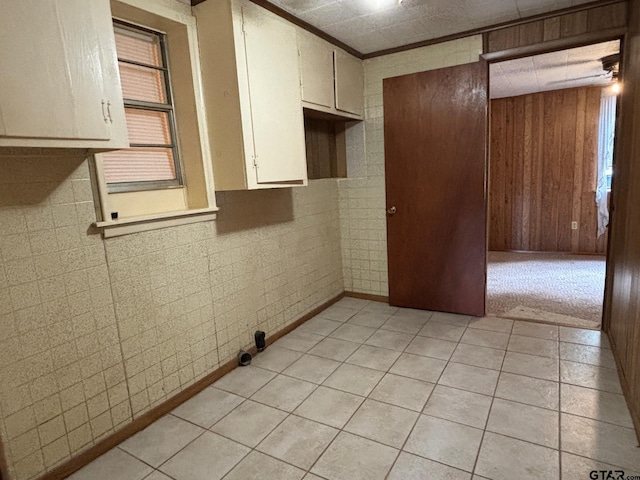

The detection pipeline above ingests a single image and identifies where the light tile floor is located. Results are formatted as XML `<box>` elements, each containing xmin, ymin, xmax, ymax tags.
<box><xmin>69</xmin><ymin>298</ymin><xmax>640</xmax><ymax>480</ymax></box>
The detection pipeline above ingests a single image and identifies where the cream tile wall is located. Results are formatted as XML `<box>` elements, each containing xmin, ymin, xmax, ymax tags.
<box><xmin>0</xmin><ymin>153</ymin><xmax>342</xmax><ymax>480</ymax></box>
<box><xmin>339</xmin><ymin>36</ymin><xmax>484</xmax><ymax>296</ymax></box>
<box><xmin>0</xmin><ymin>157</ymin><xmax>129</xmax><ymax>480</ymax></box>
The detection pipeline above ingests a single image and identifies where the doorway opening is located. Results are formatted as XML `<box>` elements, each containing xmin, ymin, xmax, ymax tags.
<box><xmin>486</xmin><ymin>40</ymin><xmax>621</xmax><ymax>330</ymax></box>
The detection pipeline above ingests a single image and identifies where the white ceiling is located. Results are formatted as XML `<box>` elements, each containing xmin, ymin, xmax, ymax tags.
<box><xmin>268</xmin><ymin>0</ymin><xmax>600</xmax><ymax>54</ymax></box>
<box><xmin>490</xmin><ymin>40</ymin><xmax>620</xmax><ymax>99</ymax></box>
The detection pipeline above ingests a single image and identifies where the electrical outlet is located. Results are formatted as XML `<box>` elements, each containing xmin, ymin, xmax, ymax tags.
<box><xmin>571</xmin><ymin>221</ymin><xmax>578</xmax><ymax>230</ymax></box>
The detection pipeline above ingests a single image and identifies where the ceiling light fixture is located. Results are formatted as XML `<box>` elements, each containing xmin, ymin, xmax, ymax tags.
<box><xmin>611</xmin><ymin>81</ymin><xmax>621</xmax><ymax>94</ymax></box>
<box><xmin>371</xmin><ymin>0</ymin><xmax>402</xmax><ymax>8</ymax></box>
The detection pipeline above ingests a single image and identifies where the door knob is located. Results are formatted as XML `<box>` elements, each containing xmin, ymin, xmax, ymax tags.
<box><xmin>387</xmin><ymin>206</ymin><xmax>397</xmax><ymax>215</ymax></box>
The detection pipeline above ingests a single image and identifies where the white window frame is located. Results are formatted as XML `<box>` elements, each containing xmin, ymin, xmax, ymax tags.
<box><xmin>93</xmin><ymin>0</ymin><xmax>217</xmax><ymax>238</ymax></box>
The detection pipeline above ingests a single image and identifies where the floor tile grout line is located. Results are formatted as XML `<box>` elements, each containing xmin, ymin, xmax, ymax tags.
<box><xmin>210</xmin><ymin>408</ymin><xmax>321</xmax><ymax>476</ymax></box>
<box><xmin>120</xmin><ymin>421</ymin><xmax>212</xmax><ymax>476</ymax></box>
<box><xmin>151</xmin><ymin>369</ymin><xmax>300</xmax><ymax>477</ymax></box>
<box><xmin>383</xmin><ymin>313</ymin><xmax>462</xmax><ymax>479</ymax></box>
<box><xmin>301</xmin><ymin>307</ymin><xmax>405</xmax><ymax>478</ymax></box>
<box><xmin>215</xmin><ymin>378</ymin><xmax>637</xmax><ymax>461</ymax></box>
<box><xmin>275</xmin><ymin>302</ymin><xmax>393</xmax><ymax>477</ymax></box>
<box><xmin>248</xmin><ymin>369</ymin><xmax>322</xmax><ymax>410</ymax></box>
<box><xmin>105</xmin><ymin>303</ymin><xmax>628</xmax><ymax>479</ymax></box>
<box><xmin>557</xmin><ymin>450</ymin><xmax>638</xmax><ymax>474</ymax></box>
<box><xmin>560</xmin><ymin>357</ymin><xmax>621</xmax><ymax>373</ymax></box>
<box><xmin>470</xmin><ymin>318</ymin><xmax>516</xmax><ymax>478</ymax></box>
<box><xmin>211</xmin><ymin>370</ymin><xmax>330</xmax><ymax>477</ymax></box>
<box><xmin>284</xmin><ymin>306</ymin><xmax>628</xmax><ymax>475</ymax></box>
<box><xmin>235</xmin><ymin>340</ymin><xmax>630</xmax><ymax>426</ymax></box>
<box><xmin>224</xmin><ymin>443</ymin><xmax>313</xmax><ymax>477</ymax></box>
<box><xmin>282</xmin><ymin>311</ymin><xmax>616</xmax><ymax>369</ymax></box>
<box><xmin>558</xmin><ymin>330</ymin><xmax>564</xmax><ymax>480</ymax></box>
<box><xmin>115</xmin><ymin>445</ymin><xmax>175</xmax><ymax>476</ymax></box>
<box><xmin>314</xmin><ymin>306</ymin><xmax>445</xmax><ymax>475</ymax></box>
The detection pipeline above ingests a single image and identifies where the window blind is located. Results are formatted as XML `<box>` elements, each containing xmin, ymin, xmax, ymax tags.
<box><xmin>103</xmin><ymin>23</ymin><xmax>180</xmax><ymax>189</ymax></box>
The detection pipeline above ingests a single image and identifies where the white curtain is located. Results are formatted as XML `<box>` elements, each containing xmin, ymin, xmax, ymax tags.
<box><xmin>596</xmin><ymin>89</ymin><xmax>616</xmax><ymax>237</ymax></box>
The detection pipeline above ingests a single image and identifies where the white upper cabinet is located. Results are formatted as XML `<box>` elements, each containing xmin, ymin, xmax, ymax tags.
<box><xmin>298</xmin><ymin>31</ymin><xmax>334</xmax><ymax>109</ymax></box>
<box><xmin>334</xmin><ymin>50</ymin><xmax>364</xmax><ymax>117</ymax></box>
<box><xmin>195</xmin><ymin>0</ymin><xmax>307</xmax><ymax>191</ymax></box>
<box><xmin>242</xmin><ymin>6</ymin><xmax>307</xmax><ymax>185</ymax></box>
<box><xmin>0</xmin><ymin>0</ymin><xmax>128</xmax><ymax>150</ymax></box>
<box><xmin>297</xmin><ymin>31</ymin><xmax>364</xmax><ymax>120</ymax></box>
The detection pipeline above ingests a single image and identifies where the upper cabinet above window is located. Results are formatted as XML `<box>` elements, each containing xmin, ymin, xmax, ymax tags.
<box><xmin>0</xmin><ymin>0</ymin><xmax>129</xmax><ymax>151</ymax></box>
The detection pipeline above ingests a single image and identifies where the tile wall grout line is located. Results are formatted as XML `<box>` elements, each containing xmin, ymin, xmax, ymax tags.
<box><xmin>101</xmin><ymin>238</ymin><xmax>137</xmax><ymax>445</ymax></box>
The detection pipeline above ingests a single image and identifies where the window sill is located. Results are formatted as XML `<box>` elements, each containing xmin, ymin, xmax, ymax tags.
<box><xmin>95</xmin><ymin>206</ymin><xmax>219</xmax><ymax>238</ymax></box>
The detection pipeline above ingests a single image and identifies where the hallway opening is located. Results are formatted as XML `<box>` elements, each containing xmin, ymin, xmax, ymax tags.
<box><xmin>487</xmin><ymin>40</ymin><xmax>620</xmax><ymax>329</ymax></box>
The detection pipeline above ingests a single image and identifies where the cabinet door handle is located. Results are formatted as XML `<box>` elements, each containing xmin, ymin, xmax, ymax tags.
<box><xmin>101</xmin><ymin>100</ymin><xmax>108</xmax><ymax>124</ymax></box>
<box><xmin>106</xmin><ymin>101</ymin><xmax>113</xmax><ymax>124</ymax></box>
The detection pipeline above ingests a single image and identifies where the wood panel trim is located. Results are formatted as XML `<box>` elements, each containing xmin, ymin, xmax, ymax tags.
<box><xmin>607</xmin><ymin>331</ymin><xmax>640</xmax><ymax>442</ymax></box>
<box><xmin>363</xmin><ymin>0</ymin><xmax>626</xmax><ymax>59</ymax></box>
<box><xmin>344</xmin><ymin>291</ymin><xmax>389</xmax><ymax>303</ymax></box>
<box><xmin>304</xmin><ymin>116</ymin><xmax>346</xmax><ymax>180</ymax></box>
<box><xmin>39</xmin><ymin>292</ymin><xmax>345</xmax><ymax>480</ymax></box>
<box><xmin>481</xmin><ymin>26</ymin><xmax>626</xmax><ymax>62</ymax></box>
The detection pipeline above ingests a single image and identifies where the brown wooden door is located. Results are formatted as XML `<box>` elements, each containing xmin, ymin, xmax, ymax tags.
<box><xmin>384</xmin><ymin>61</ymin><xmax>488</xmax><ymax>316</ymax></box>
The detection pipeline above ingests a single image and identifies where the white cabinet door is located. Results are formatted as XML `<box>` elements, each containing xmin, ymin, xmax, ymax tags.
<box><xmin>335</xmin><ymin>50</ymin><xmax>364</xmax><ymax>116</ymax></box>
<box><xmin>298</xmin><ymin>31</ymin><xmax>334</xmax><ymax>109</ymax></box>
<box><xmin>91</xmin><ymin>0</ymin><xmax>128</xmax><ymax>146</ymax></box>
<box><xmin>0</xmin><ymin>0</ymin><xmax>115</xmax><ymax>141</ymax></box>
<box><xmin>242</xmin><ymin>5</ymin><xmax>307</xmax><ymax>184</ymax></box>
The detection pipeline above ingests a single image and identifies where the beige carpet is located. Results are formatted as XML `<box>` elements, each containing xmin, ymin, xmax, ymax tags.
<box><xmin>486</xmin><ymin>251</ymin><xmax>606</xmax><ymax>329</ymax></box>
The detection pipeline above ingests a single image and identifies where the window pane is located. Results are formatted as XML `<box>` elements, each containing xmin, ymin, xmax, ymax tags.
<box><xmin>114</xmin><ymin>25</ymin><xmax>163</xmax><ymax>67</ymax></box>
<box><xmin>119</xmin><ymin>62</ymin><xmax>166</xmax><ymax>103</ymax></box>
<box><xmin>102</xmin><ymin>147</ymin><xmax>176</xmax><ymax>183</ymax></box>
<box><xmin>125</xmin><ymin>108</ymin><xmax>172</xmax><ymax>145</ymax></box>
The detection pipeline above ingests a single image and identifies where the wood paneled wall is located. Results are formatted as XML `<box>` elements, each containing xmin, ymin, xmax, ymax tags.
<box><xmin>304</xmin><ymin>116</ymin><xmax>347</xmax><ymax>179</ymax></box>
<box><xmin>489</xmin><ymin>86</ymin><xmax>608</xmax><ymax>254</ymax></box>
<box><xmin>485</xmin><ymin>1</ymin><xmax>627</xmax><ymax>53</ymax></box>
<box><xmin>605</xmin><ymin>0</ymin><xmax>640</xmax><ymax>437</ymax></box>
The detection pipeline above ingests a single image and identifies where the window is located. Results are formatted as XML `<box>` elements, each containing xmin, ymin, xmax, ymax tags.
<box><xmin>92</xmin><ymin>1</ymin><xmax>217</xmax><ymax>236</ymax></box>
<box><xmin>598</xmin><ymin>91</ymin><xmax>617</xmax><ymax>192</ymax></box>
<box><xmin>102</xmin><ymin>20</ymin><xmax>182</xmax><ymax>192</ymax></box>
